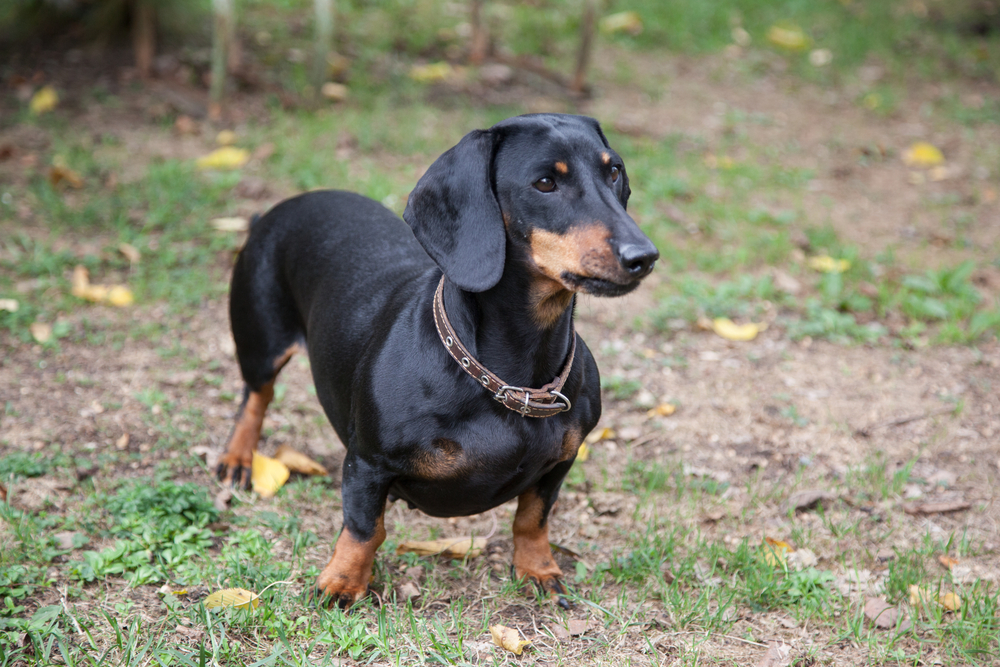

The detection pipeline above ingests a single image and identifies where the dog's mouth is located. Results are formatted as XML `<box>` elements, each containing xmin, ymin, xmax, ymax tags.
<box><xmin>561</xmin><ymin>272</ymin><xmax>644</xmax><ymax>297</ymax></box>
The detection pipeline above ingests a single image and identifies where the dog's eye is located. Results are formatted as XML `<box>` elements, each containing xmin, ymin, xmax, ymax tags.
<box><xmin>534</xmin><ymin>177</ymin><xmax>556</xmax><ymax>193</ymax></box>
<box><xmin>610</xmin><ymin>166</ymin><xmax>621</xmax><ymax>183</ymax></box>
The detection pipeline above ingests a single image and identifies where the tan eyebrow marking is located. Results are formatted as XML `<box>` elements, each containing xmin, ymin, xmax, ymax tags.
<box><xmin>601</xmin><ymin>152</ymin><xmax>611</xmax><ymax>164</ymax></box>
<box><xmin>555</xmin><ymin>161</ymin><xmax>568</xmax><ymax>174</ymax></box>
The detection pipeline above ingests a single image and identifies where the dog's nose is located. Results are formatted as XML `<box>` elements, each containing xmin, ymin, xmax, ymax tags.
<box><xmin>617</xmin><ymin>241</ymin><xmax>659</xmax><ymax>279</ymax></box>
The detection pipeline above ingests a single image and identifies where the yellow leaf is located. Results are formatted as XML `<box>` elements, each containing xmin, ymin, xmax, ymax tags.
<box><xmin>489</xmin><ymin>625</ymin><xmax>531</xmax><ymax>655</ymax></box>
<box><xmin>575</xmin><ymin>441</ymin><xmax>589</xmax><ymax>462</ymax></box>
<box><xmin>762</xmin><ymin>537</ymin><xmax>793</xmax><ymax>567</ymax></box>
<box><xmin>711</xmin><ymin>318</ymin><xmax>762</xmax><ymax>342</ymax></box>
<box><xmin>0</xmin><ymin>298</ymin><xmax>18</xmax><ymax>313</ymax></box>
<box><xmin>251</xmin><ymin>453</ymin><xmax>290</xmax><ymax>498</ymax></box>
<box><xmin>216</xmin><ymin>130</ymin><xmax>237</xmax><ymax>146</ymax></box>
<box><xmin>902</xmin><ymin>141</ymin><xmax>944</xmax><ymax>168</ymax></box>
<box><xmin>211</xmin><ymin>216</ymin><xmax>250</xmax><ymax>232</ymax></box>
<box><xmin>30</xmin><ymin>86</ymin><xmax>59</xmax><ymax>114</ymax></box>
<box><xmin>30</xmin><ymin>321</ymin><xmax>52</xmax><ymax>343</ymax></box>
<box><xmin>204</xmin><ymin>587</ymin><xmax>260</xmax><ymax>610</ymax></box>
<box><xmin>48</xmin><ymin>165</ymin><xmax>83</xmax><ymax>188</ymax></box>
<box><xmin>938</xmin><ymin>555</ymin><xmax>959</xmax><ymax>569</ymax></box>
<box><xmin>274</xmin><ymin>444</ymin><xmax>329</xmax><ymax>476</ymax></box>
<box><xmin>767</xmin><ymin>24</ymin><xmax>810</xmax><ymax>51</ymax></box>
<box><xmin>908</xmin><ymin>584</ymin><xmax>935</xmax><ymax>609</ymax></box>
<box><xmin>939</xmin><ymin>592</ymin><xmax>961</xmax><ymax>611</ymax></box>
<box><xmin>584</xmin><ymin>427</ymin><xmax>615</xmax><ymax>445</ymax></box>
<box><xmin>409</xmin><ymin>62</ymin><xmax>457</xmax><ymax>83</ymax></box>
<box><xmin>118</xmin><ymin>243</ymin><xmax>141</xmax><ymax>264</ymax></box>
<box><xmin>196</xmin><ymin>146</ymin><xmax>250</xmax><ymax>171</ymax></box>
<box><xmin>395</xmin><ymin>536</ymin><xmax>486</xmax><ymax>559</ymax></box>
<box><xmin>106</xmin><ymin>285</ymin><xmax>134</xmax><ymax>307</ymax></box>
<box><xmin>807</xmin><ymin>255</ymin><xmax>851</xmax><ymax>273</ymax></box>
<box><xmin>647</xmin><ymin>402</ymin><xmax>676</xmax><ymax>418</ymax></box>
<box><xmin>599</xmin><ymin>11</ymin><xmax>643</xmax><ymax>36</ymax></box>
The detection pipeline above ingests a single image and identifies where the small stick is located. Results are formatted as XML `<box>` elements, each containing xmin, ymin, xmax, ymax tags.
<box><xmin>855</xmin><ymin>407</ymin><xmax>953</xmax><ymax>438</ymax></box>
<box><xmin>570</xmin><ymin>0</ymin><xmax>596</xmax><ymax>95</ymax></box>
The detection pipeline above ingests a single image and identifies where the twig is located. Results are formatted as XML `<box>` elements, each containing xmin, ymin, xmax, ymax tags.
<box><xmin>854</xmin><ymin>407</ymin><xmax>953</xmax><ymax>437</ymax></box>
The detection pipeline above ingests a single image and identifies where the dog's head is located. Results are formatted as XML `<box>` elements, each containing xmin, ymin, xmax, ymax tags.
<box><xmin>404</xmin><ymin>113</ymin><xmax>658</xmax><ymax>301</ymax></box>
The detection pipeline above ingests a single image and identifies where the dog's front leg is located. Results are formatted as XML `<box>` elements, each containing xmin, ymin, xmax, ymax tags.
<box><xmin>512</xmin><ymin>460</ymin><xmax>573</xmax><ymax>606</ymax></box>
<box><xmin>315</xmin><ymin>453</ymin><xmax>389</xmax><ymax>609</ymax></box>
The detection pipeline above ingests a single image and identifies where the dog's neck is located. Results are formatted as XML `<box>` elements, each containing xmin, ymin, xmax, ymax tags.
<box><xmin>441</xmin><ymin>263</ymin><xmax>575</xmax><ymax>390</ymax></box>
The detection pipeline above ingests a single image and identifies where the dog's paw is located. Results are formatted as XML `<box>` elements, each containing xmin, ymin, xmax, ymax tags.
<box><xmin>215</xmin><ymin>452</ymin><xmax>252</xmax><ymax>489</ymax></box>
<box><xmin>314</xmin><ymin>572</ymin><xmax>370</xmax><ymax>610</ymax></box>
<box><xmin>512</xmin><ymin>564</ymin><xmax>571</xmax><ymax>608</ymax></box>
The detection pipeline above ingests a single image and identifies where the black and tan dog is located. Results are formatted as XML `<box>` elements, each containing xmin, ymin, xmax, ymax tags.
<box><xmin>217</xmin><ymin>113</ymin><xmax>658</xmax><ymax>607</ymax></box>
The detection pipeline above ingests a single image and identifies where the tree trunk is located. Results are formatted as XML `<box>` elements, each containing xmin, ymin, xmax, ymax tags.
<box><xmin>313</xmin><ymin>0</ymin><xmax>335</xmax><ymax>89</ymax></box>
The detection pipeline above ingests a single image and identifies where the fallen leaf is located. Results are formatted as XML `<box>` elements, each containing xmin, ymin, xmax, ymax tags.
<box><xmin>767</xmin><ymin>23</ymin><xmax>810</xmax><ymax>51</ymax></box>
<box><xmin>939</xmin><ymin>592</ymin><xmax>962</xmax><ymax>611</ymax></box>
<box><xmin>809</xmin><ymin>48</ymin><xmax>833</xmax><ymax>67</ymax></box>
<box><xmin>785</xmin><ymin>547</ymin><xmax>818</xmax><ymax>571</ymax></box>
<box><xmin>53</xmin><ymin>531</ymin><xmax>87</xmax><ymax>550</ymax></box>
<box><xmin>938</xmin><ymin>554</ymin><xmax>959</xmax><ymax>569</ymax></box>
<box><xmin>70</xmin><ymin>266</ymin><xmax>134</xmax><ymax>307</ymax></box>
<box><xmin>755</xmin><ymin>639</ymin><xmax>792</xmax><ymax>667</ymax></box>
<box><xmin>784</xmin><ymin>489</ymin><xmax>836</xmax><ymax>513</ymax></box>
<box><xmin>196</xmin><ymin>146</ymin><xmax>250</xmax><ymax>170</ymax></box>
<box><xmin>575</xmin><ymin>441</ymin><xmax>589</xmax><ymax>461</ymax></box>
<box><xmin>216</xmin><ymin>129</ymin><xmax>237</xmax><ymax>146</ymax></box>
<box><xmin>118</xmin><ymin>243</ymin><xmax>141</xmax><ymax>264</ymax></box>
<box><xmin>489</xmin><ymin>625</ymin><xmax>531</xmax><ymax>655</ymax></box>
<box><xmin>908</xmin><ymin>584</ymin><xmax>935</xmax><ymax>609</ymax></box>
<box><xmin>115</xmin><ymin>433</ymin><xmax>130</xmax><ymax>450</ymax></box>
<box><xmin>902</xmin><ymin>500</ymin><xmax>971</xmax><ymax>515</ymax></box>
<box><xmin>29</xmin><ymin>86</ymin><xmax>58</xmax><ymax>114</ymax></box>
<box><xmin>211</xmin><ymin>216</ymin><xmax>250</xmax><ymax>232</ymax></box>
<box><xmin>396</xmin><ymin>536</ymin><xmax>485</xmax><ymax>559</ymax></box>
<box><xmin>204</xmin><ymin>587</ymin><xmax>260</xmax><ymax>610</ymax></box>
<box><xmin>409</xmin><ymin>62</ymin><xmax>458</xmax><ymax>83</ymax></box>
<box><xmin>647</xmin><ymin>402</ymin><xmax>676</xmax><ymax>417</ymax></box>
<box><xmin>585</xmin><ymin>427</ymin><xmax>615</xmax><ymax>444</ymax></box>
<box><xmin>762</xmin><ymin>537</ymin><xmax>793</xmax><ymax>567</ymax></box>
<box><xmin>321</xmin><ymin>82</ymin><xmax>349</xmax><ymax>102</ymax></box>
<box><xmin>566</xmin><ymin>619</ymin><xmax>593</xmax><ymax>636</ymax></box>
<box><xmin>251</xmin><ymin>453</ymin><xmax>290</xmax><ymax>498</ymax></box>
<box><xmin>600</xmin><ymin>11</ymin><xmax>643</xmax><ymax>35</ymax></box>
<box><xmin>48</xmin><ymin>165</ymin><xmax>83</xmax><ymax>188</ymax></box>
<box><xmin>214</xmin><ymin>487</ymin><xmax>234</xmax><ymax>512</ymax></box>
<box><xmin>807</xmin><ymin>255</ymin><xmax>851</xmax><ymax>273</ymax></box>
<box><xmin>397</xmin><ymin>581</ymin><xmax>421</xmax><ymax>600</ymax></box>
<box><xmin>712</xmin><ymin>317</ymin><xmax>763</xmax><ymax>342</ymax></box>
<box><xmin>864</xmin><ymin>597</ymin><xmax>906</xmax><ymax>630</ymax></box>
<box><xmin>902</xmin><ymin>141</ymin><xmax>944</xmax><ymax>168</ymax></box>
<box><xmin>30</xmin><ymin>321</ymin><xmax>52</xmax><ymax>343</ymax></box>
<box><xmin>0</xmin><ymin>298</ymin><xmax>18</xmax><ymax>312</ymax></box>
<box><xmin>274</xmin><ymin>444</ymin><xmax>328</xmax><ymax>476</ymax></box>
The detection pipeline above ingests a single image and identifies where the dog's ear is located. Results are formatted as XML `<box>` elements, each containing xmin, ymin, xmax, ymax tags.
<box><xmin>404</xmin><ymin>129</ymin><xmax>505</xmax><ymax>293</ymax></box>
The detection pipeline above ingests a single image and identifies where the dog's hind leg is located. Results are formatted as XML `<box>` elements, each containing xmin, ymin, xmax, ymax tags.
<box><xmin>218</xmin><ymin>247</ymin><xmax>304</xmax><ymax>488</ymax></box>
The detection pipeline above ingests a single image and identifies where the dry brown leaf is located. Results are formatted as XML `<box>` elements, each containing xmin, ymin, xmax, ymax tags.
<box><xmin>938</xmin><ymin>554</ymin><xmax>960</xmax><ymax>569</ymax></box>
<box><xmin>489</xmin><ymin>625</ymin><xmax>531</xmax><ymax>655</ymax></box>
<box><xmin>251</xmin><ymin>453</ymin><xmax>290</xmax><ymax>498</ymax></box>
<box><xmin>115</xmin><ymin>433</ymin><xmax>130</xmax><ymax>450</ymax></box>
<box><xmin>566</xmin><ymin>619</ymin><xmax>593</xmax><ymax>636</ymax></box>
<box><xmin>902</xmin><ymin>500</ymin><xmax>971</xmax><ymax>515</ymax></box>
<box><xmin>864</xmin><ymin>597</ymin><xmax>909</xmax><ymax>630</ymax></box>
<box><xmin>908</xmin><ymin>584</ymin><xmax>935</xmax><ymax>609</ymax></box>
<box><xmin>785</xmin><ymin>489</ymin><xmax>836</xmax><ymax>513</ymax></box>
<box><xmin>755</xmin><ymin>640</ymin><xmax>792</xmax><ymax>667</ymax></box>
<box><xmin>397</xmin><ymin>581</ymin><xmax>421</xmax><ymax>600</ymax></box>
<box><xmin>204</xmin><ymin>587</ymin><xmax>260</xmax><ymax>610</ymax></box>
<box><xmin>274</xmin><ymin>444</ymin><xmax>328</xmax><ymax>476</ymax></box>
<box><xmin>48</xmin><ymin>165</ymin><xmax>83</xmax><ymax>189</ymax></box>
<box><xmin>396</xmin><ymin>536</ymin><xmax>485</xmax><ymax>559</ymax></box>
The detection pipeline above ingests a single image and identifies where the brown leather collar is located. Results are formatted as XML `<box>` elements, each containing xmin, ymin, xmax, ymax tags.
<box><xmin>432</xmin><ymin>276</ymin><xmax>575</xmax><ymax>417</ymax></box>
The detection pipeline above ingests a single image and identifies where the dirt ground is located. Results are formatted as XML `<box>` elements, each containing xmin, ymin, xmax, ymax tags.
<box><xmin>2</xmin><ymin>42</ymin><xmax>1000</xmax><ymax>665</ymax></box>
